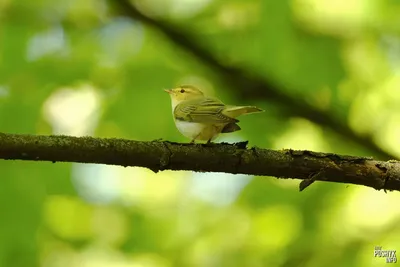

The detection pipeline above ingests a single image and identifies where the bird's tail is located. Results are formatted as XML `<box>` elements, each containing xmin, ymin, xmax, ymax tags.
<box><xmin>221</xmin><ymin>123</ymin><xmax>241</xmax><ymax>133</ymax></box>
<box><xmin>223</xmin><ymin>106</ymin><xmax>264</xmax><ymax>118</ymax></box>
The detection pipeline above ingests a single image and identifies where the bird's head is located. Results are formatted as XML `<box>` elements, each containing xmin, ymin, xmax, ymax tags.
<box><xmin>164</xmin><ymin>85</ymin><xmax>204</xmax><ymax>103</ymax></box>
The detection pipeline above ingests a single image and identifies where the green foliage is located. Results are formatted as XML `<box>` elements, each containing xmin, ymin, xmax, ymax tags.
<box><xmin>0</xmin><ymin>0</ymin><xmax>399</xmax><ymax>266</ymax></box>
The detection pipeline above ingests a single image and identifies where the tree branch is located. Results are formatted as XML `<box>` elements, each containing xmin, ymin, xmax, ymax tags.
<box><xmin>1</xmin><ymin>132</ymin><xmax>399</xmax><ymax>192</ymax></box>
<box><xmin>113</xmin><ymin>0</ymin><xmax>395</xmax><ymax>161</ymax></box>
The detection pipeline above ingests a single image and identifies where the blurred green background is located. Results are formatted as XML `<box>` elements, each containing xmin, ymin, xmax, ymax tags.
<box><xmin>0</xmin><ymin>0</ymin><xmax>400</xmax><ymax>266</ymax></box>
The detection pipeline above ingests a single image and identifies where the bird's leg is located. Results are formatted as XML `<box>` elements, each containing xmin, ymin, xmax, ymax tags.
<box><xmin>190</xmin><ymin>133</ymin><xmax>201</xmax><ymax>144</ymax></box>
<box><xmin>203</xmin><ymin>138</ymin><xmax>214</xmax><ymax>147</ymax></box>
<box><xmin>205</xmin><ymin>127</ymin><xmax>218</xmax><ymax>146</ymax></box>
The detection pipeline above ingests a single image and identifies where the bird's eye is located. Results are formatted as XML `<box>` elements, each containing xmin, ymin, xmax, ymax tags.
<box><xmin>180</xmin><ymin>89</ymin><xmax>185</xmax><ymax>93</ymax></box>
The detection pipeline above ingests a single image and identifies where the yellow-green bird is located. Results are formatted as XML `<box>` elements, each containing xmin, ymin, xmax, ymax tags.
<box><xmin>164</xmin><ymin>85</ymin><xmax>264</xmax><ymax>143</ymax></box>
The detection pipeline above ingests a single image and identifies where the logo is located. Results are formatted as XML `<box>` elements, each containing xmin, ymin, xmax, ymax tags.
<box><xmin>374</xmin><ymin>246</ymin><xmax>397</xmax><ymax>263</ymax></box>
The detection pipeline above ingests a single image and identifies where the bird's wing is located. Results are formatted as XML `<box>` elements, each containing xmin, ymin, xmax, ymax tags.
<box><xmin>174</xmin><ymin>97</ymin><xmax>238</xmax><ymax>124</ymax></box>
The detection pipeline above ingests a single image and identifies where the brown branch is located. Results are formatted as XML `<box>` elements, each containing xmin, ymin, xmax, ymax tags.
<box><xmin>1</xmin><ymin>132</ymin><xmax>399</xmax><ymax>192</ymax></box>
<box><xmin>113</xmin><ymin>0</ymin><xmax>395</xmax><ymax>161</ymax></box>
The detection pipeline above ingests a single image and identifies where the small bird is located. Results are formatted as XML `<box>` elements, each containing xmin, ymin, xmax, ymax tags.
<box><xmin>164</xmin><ymin>85</ymin><xmax>264</xmax><ymax>143</ymax></box>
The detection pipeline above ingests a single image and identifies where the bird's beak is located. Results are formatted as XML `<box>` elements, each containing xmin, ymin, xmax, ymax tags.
<box><xmin>163</xmin><ymin>89</ymin><xmax>173</xmax><ymax>94</ymax></box>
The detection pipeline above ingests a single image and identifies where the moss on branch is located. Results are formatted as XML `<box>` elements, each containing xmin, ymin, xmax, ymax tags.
<box><xmin>0</xmin><ymin>132</ymin><xmax>399</xmax><ymax>192</ymax></box>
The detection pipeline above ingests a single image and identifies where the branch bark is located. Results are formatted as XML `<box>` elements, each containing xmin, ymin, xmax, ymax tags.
<box><xmin>1</xmin><ymin>132</ymin><xmax>399</xmax><ymax>192</ymax></box>
<box><xmin>113</xmin><ymin>0</ymin><xmax>394</xmax><ymax>161</ymax></box>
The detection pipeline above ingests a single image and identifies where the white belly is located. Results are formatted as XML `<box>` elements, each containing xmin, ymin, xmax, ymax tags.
<box><xmin>175</xmin><ymin>120</ymin><xmax>205</xmax><ymax>139</ymax></box>
<box><xmin>174</xmin><ymin>120</ymin><xmax>224</xmax><ymax>141</ymax></box>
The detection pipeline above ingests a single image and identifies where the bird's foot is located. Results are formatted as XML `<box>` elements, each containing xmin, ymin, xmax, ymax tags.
<box><xmin>203</xmin><ymin>139</ymin><xmax>214</xmax><ymax>147</ymax></box>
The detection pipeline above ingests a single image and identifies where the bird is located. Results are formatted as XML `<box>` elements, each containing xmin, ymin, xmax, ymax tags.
<box><xmin>164</xmin><ymin>85</ymin><xmax>264</xmax><ymax>143</ymax></box>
